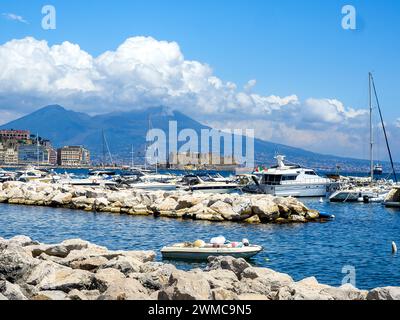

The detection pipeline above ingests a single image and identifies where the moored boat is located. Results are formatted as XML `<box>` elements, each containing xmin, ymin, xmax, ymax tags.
<box><xmin>384</xmin><ymin>186</ymin><xmax>400</xmax><ymax>208</ymax></box>
<box><xmin>180</xmin><ymin>174</ymin><xmax>240</xmax><ymax>194</ymax></box>
<box><xmin>161</xmin><ymin>237</ymin><xmax>262</xmax><ymax>260</ymax></box>
<box><xmin>243</xmin><ymin>155</ymin><xmax>336</xmax><ymax>197</ymax></box>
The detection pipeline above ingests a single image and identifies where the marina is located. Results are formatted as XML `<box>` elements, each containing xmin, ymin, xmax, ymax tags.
<box><xmin>1</xmin><ymin>0</ymin><xmax>400</xmax><ymax>303</ymax></box>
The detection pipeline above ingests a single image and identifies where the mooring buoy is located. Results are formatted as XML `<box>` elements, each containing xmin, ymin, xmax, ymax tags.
<box><xmin>392</xmin><ymin>241</ymin><xmax>398</xmax><ymax>254</ymax></box>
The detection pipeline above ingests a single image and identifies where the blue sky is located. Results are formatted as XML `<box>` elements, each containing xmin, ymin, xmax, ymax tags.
<box><xmin>0</xmin><ymin>0</ymin><xmax>399</xmax><ymax>158</ymax></box>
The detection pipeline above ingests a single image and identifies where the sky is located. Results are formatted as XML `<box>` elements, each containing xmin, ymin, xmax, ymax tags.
<box><xmin>0</xmin><ymin>0</ymin><xmax>400</xmax><ymax>160</ymax></box>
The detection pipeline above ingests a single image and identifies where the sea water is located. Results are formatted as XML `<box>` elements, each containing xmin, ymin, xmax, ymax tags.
<box><xmin>1</xmin><ymin>198</ymin><xmax>399</xmax><ymax>290</ymax></box>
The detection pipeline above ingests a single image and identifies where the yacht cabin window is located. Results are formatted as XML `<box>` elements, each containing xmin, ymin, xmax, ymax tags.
<box><xmin>305</xmin><ymin>171</ymin><xmax>317</xmax><ymax>176</ymax></box>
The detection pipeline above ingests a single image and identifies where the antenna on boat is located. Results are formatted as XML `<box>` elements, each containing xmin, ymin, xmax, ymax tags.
<box><xmin>370</xmin><ymin>73</ymin><xmax>398</xmax><ymax>183</ymax></box>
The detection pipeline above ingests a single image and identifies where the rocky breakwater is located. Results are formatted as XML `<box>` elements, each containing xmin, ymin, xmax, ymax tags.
<box><xmin>1</xmin><ymin>235</ymin><xmax>399</xmax><ymax>301</ymax></box>
<box><xmin>0</xmin><ymin>181</ymin><xmax>321</xmax><ymax>224</ymax></box>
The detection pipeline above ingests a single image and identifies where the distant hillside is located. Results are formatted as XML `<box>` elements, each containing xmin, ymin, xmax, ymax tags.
<box><xmin>0</xmin><ymin>105</ymin><xmax>383</xmax><ymax>171</ymax></box>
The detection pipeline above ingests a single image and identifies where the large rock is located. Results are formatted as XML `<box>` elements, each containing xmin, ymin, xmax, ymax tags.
<box><xmin>206</xmin><ymin>256</ymin><xmax>251</xmax><ymax>279</ymax></box>
<box><xmin>209</xmin><ymin>201</ymin><xmax>240</xmax><ymax>221</ymax></box>
<box><xmin>155</xmin><ymin>198</ymin><xmax>178</xmax><ymax>212</ymax></box>
<box><xmin>70</xmin><ymin>256</ymin><xmax>109</xmax><ymax>271</ymax></box>
<box><xmin>26</xmin><ymin>261</ymin><xmax>67</xmax><ymax>286</ymax></box>
<box><xmin>51</xmin><ymin>192</ymin><xmax>73</xmax><ymax>205</ymax></box>
<box><xmin>68</xmin><ymin>289</ymin><xmax>100</xmax><ymax>300</ymax></box>
<box><xmin>273</xmin><ymin>277</ymin><xmax>333</xmax><ymax>300</ymax></box>
<box><xmin>236</xmin><ymin>267</ymin><xmax>294</xmax><ymax>297</ymax></box>
<box><xmin>0</xmin><ymin>244</ymin><xmax>39</xmax><ymax>282</ymax></box>
<box><xmin>97</xmin><ymin>278</ymin><xmax>149</xmax><ymax>300</ymax></box>
<box><xmin>60</xmin><ymin>239</ymin><xmax>91</xmax><ymax>252</ymax></box>
<box><xmin>8</xmin><ymin>236</ymin><xmax>39</xmax><ymax>247</ymax></box>
<box><xmin>109</xmin><ymin>250</ymin><xmax>156</xmax><ymax>263</ymax></box>
<box><xmin>159</xmin><ymin>270</ymin><xmax>211</xmax><ymax>300</ymax></box>
<box><xmin>175</xmin><ymin>195</ymin><xmax>203</xmax><ymax>210</ymax></box>
<box><xmin>33</xmin><ymin>290</ymin><xmax>68</xmax><ymax>300</ymax></box>
<box><xmin>100</xmin><ymin>256</ymin><xmax>142</xmax><ymax>275</ymax></box>
<box><xmin>200</xmin><ymin>269</ymin><xmax>239</xmax><ymax>291</ymax></box>
<box><xmin>86</xmin><ymin>190</ymin><xmax>107</xmax><ymax>199</ymax></box>
<box><xmin>251</xmin><ymin>199</ymin><xmax>280</xmax><ymax>222</ymax></box>
<box><xmin>28</xmin><ymin>244</ymin><xmax>70</xmax><ymax>258</ymax></box>
<box><xmin>322</xmin><ymin>283</ymin><xmax>367</xmax><ymax>300</ymax></box>
<box><xmin>367</xmin><ymin>287</ymin><xmax>400</xmax><ymax>300</ymax></box>
<box><xmin>134</xmin><ymin>262</ymin><xmax>177</xmax><ymax>291</ymax></box>
<box><xmin>211</xmin><ymin>288</ymin><xmax>239</xmax><ymax>300</ymax></box>
<box><xmin>92</xmin><ymin>268</ymin><xmax>126</xmax><ymax>292</ymax></box>
<box><xmin>0</xmin><ymin>280</ymin><xmax>28</xmax><ymax>300</ymax></box>
<box><xmin>34</xmin><ymin>267</ymin><xmax>94</xmax><ymax>292</ymax></box>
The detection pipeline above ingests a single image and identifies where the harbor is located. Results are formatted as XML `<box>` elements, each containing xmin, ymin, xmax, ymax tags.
<box><xmin>1</xmin><ymin>0</ymin><xmax>400</xmax><ymax>304</ymax></box>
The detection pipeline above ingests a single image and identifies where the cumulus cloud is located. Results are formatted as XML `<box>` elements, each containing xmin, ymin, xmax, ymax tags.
<box><xmin>2</xmin><ymin>13</ymin><xmax>29</xmax><ymax>24</ymax></box>
<box><xmin>244</xmin><ymin>79</ymin><xmax>257</xmax><ymax>92</ymax></box>
<box><xmin>0</xmin><ymin>36</ymin><xmax>378</xmax><ymax>158</ymax></box>
<box><xmin>0</xmin><ymin>36</ymin><xmax>305</xmax><ymax>117</ymax></box>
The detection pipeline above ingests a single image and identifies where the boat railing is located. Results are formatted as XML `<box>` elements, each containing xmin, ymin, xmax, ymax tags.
<box><xmin>261</xmin><ymin>178</ymin><xmax>333</xmax><ymax>186</ymax></box>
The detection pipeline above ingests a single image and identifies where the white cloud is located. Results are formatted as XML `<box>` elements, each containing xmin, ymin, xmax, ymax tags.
<box><xmin>2</xmin><ymin>13</ymin><xmax>29</xmax><ymax>24</ymax></box>
<box><xmin>0</xmin><ymin>36</ymin><xmax>380</xmax><ymax>158</ymax></box>
<box><xmin>244</xmin><ymin>79</ymin><xmax>257</xmax><ymax>92</ymax></box>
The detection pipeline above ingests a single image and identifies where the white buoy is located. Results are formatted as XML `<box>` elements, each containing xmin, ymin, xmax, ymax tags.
<box><xmin>319</xmin><ymin>198</ymin><xmax>324</xmax><ymax>203</ymax></box>
<box><xmin>392</xmin><ymin>241</ymin><xmax>397</xmax><ymax>254</ymax></box>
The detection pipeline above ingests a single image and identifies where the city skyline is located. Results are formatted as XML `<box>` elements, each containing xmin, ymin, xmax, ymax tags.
<box><xmin>0</xmin><ymin>0</ymin><xmax>399</xmax><ymax>159</ymax></box>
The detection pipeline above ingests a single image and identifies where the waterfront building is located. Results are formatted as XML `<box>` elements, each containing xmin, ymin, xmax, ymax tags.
<box><xmin>48</xmin><ymin>148</ymin><xmax>58</xmax><ymax>165</ymax></box>
<box><xmin>4</xmin><ymin>148</ymin><xmax>18</xmax><ymax>165</ymax></box>
<box><xmin>57</xmin><ymin>146</ymin><xmax>90</xmax><ymax>166</ymax></box>
<box><xmin>166</xmin><ymin>152</ymin><xmax>238</xmax><ymax>170</ymax></box>
<box><xmin>18</xmin><ymin>145</ymin><xmax>50</xmax><ymax>165</ymax></box>
<box><xmin>0</xmin><ymin>129</ymin><xmax>30</xmax><ymax>142</ymax></box>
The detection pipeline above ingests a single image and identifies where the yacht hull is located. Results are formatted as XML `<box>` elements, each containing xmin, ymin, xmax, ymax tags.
<box><xmin>188</xmin><ymin>186</ymin><xmax>240</xmax><ymax>194</ymax></box>
<box><xmin>161</xmin><ymin>245</ymin><xmax>263</xmax><ymax>261</ymax></box>
<box><xmin>248</xmin><ymin>183</ymin><xmax>330</xmax><ymax>197</ymax></box>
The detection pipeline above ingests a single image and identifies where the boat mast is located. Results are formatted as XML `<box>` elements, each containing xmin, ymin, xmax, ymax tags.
<box><xmin>102</xmin><ymin>130</ymin><xmax>114</xmax><ymax>167</ymax></box>
<box><xmin>369</xmin><ymin>72</ymin><xmax>374</xmax><ymax>181</ymax></box>
<box><xmin>370</xmin><ymin>73</ymin><xmax>398</xmax><ymax>183</ymax></box>
<box><xmin>102</xmin><ymin>129</ymin><xmax>106</xmax><ymax>167</ymax></box>
<box><xmin>131</xmin><ymin>144</ymin><xmax>134</xmax><ymax>168</ymax></box>
<box><xmin>37</xmin><ymin>133</ymin><xmax>40</xmax><ymax>167</ymax></box>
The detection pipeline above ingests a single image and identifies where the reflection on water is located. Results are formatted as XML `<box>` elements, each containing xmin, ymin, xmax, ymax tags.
<box><xmin>1</xmin><ymin>199</ymin><xmax>400</xmax><ymax>290</ymax></box>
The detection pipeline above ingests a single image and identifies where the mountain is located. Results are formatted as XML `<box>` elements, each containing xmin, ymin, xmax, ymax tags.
<box><xmin>0</xmin><ymin>105</ymin><xmax>378</xmax><ymax>171</ymax></box>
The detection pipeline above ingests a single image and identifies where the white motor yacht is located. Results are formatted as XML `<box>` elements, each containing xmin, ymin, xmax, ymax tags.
<box><xmin>244</xmin><ymin>155</ymin><xmax>335</xmax><ymax>197</ymax></box>
<box><xmin>329</xmin><ymin>188</ymin><xmax>389</xmax><ymax>203</ymax></box>
<box><xmin>15</xmin><ymin>166</ymin><xmax>59</xmax><ymax>183</ymax></box>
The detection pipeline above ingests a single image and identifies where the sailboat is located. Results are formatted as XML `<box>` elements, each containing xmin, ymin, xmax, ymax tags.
<box><xmin>329</xmin><ymin>73</ymin><xmax>397</xmax><ymax>203</ymax></box>
<box><xmin>89</xmin><ymin>130</ymin><xmax>116</xmax><ymax>176</ymax></box>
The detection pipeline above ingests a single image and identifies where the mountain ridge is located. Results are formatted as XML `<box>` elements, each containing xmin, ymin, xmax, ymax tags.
<box><xmin>0</xmin><ymin>105</ymin><xmax>381</xmax><ymax>170</ymax></box>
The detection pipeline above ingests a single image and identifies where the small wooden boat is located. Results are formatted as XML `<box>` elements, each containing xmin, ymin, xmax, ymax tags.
<box><xmin>161</xmin><ymin>242</ymin><xmax>263</xmax><ymax>260</ymax></box>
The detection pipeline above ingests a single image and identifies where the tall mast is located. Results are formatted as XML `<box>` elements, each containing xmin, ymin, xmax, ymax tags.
<box><xmin>37</xmin><ymin>133</ymin><xmax>40</xmax><ymax>166</ymax></box>
<box><xmin>102</xmin><ymin>129</ymin><xmax>106</xmax><ymax>167</ymax></box>
<box><xmin>369</xmin><ymin>72</ymin><xmax>374</xmax><ymax>181</ymax></box>
<box><xmin>131</xmin><ymin>144</ymin><xmax>134</xmax><ymax>168</ymax></box>
<box><xmin>370</xmin><ymin>73</ymin><xmax>398</xmax><ymax>183</ymax></box>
